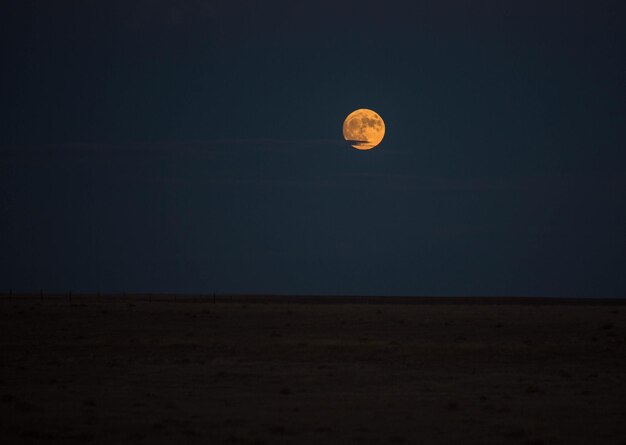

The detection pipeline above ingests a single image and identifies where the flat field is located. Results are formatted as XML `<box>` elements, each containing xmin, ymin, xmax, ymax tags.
<box><xmin>1</xmin><ymin>296</ymin><xmax>625</xmax><ymax>444</ymax></box>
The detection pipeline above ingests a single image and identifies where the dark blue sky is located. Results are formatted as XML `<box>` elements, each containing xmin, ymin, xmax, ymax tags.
<box><xmin>1</xmin><ymin>1</ymin><xmax>625</xmax><ymax>296</ymax></box>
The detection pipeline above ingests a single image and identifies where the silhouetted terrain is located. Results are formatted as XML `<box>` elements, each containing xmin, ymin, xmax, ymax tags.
<box><xmin>1</xmin><ymin>295</ymin><xmax>625</xmax><ymax>444</ymax></box>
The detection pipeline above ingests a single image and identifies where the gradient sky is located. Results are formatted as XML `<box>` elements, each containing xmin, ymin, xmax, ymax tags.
<box><xmin>1</xmin><ymin>1</ymin><xmax>625</xmax><ymax>296</ymax></box>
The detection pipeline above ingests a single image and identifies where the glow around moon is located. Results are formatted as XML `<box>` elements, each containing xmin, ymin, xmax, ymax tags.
<box><xmin>342</xmin><ymin>109</ymin><xmax>385</xmax><ymax>150</ymax></box>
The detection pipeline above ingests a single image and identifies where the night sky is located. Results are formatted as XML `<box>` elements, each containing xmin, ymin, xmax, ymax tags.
<box><xmin>1</xmin><ymin>1</ymin><xmax>625</xmax><ymax>297</ymax></box>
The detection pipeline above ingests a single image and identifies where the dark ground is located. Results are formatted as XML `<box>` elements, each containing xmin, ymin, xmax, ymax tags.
<box><xmin>1</xmin><ymin>295</ymin><xmax>625</xmax><ymax>444</ymax></box>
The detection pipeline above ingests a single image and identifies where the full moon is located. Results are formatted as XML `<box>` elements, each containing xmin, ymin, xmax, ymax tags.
<box><xmin>342</xmin><ymin>109</ymin><xmax>385</xmax><ymax>150</ymax></box>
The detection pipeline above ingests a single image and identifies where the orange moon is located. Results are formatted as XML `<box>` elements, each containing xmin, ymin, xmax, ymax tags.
<box><xmin>342</xmin><ymin>109</ymin><xmax>385</xmax><ymax>150</ymax></box>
